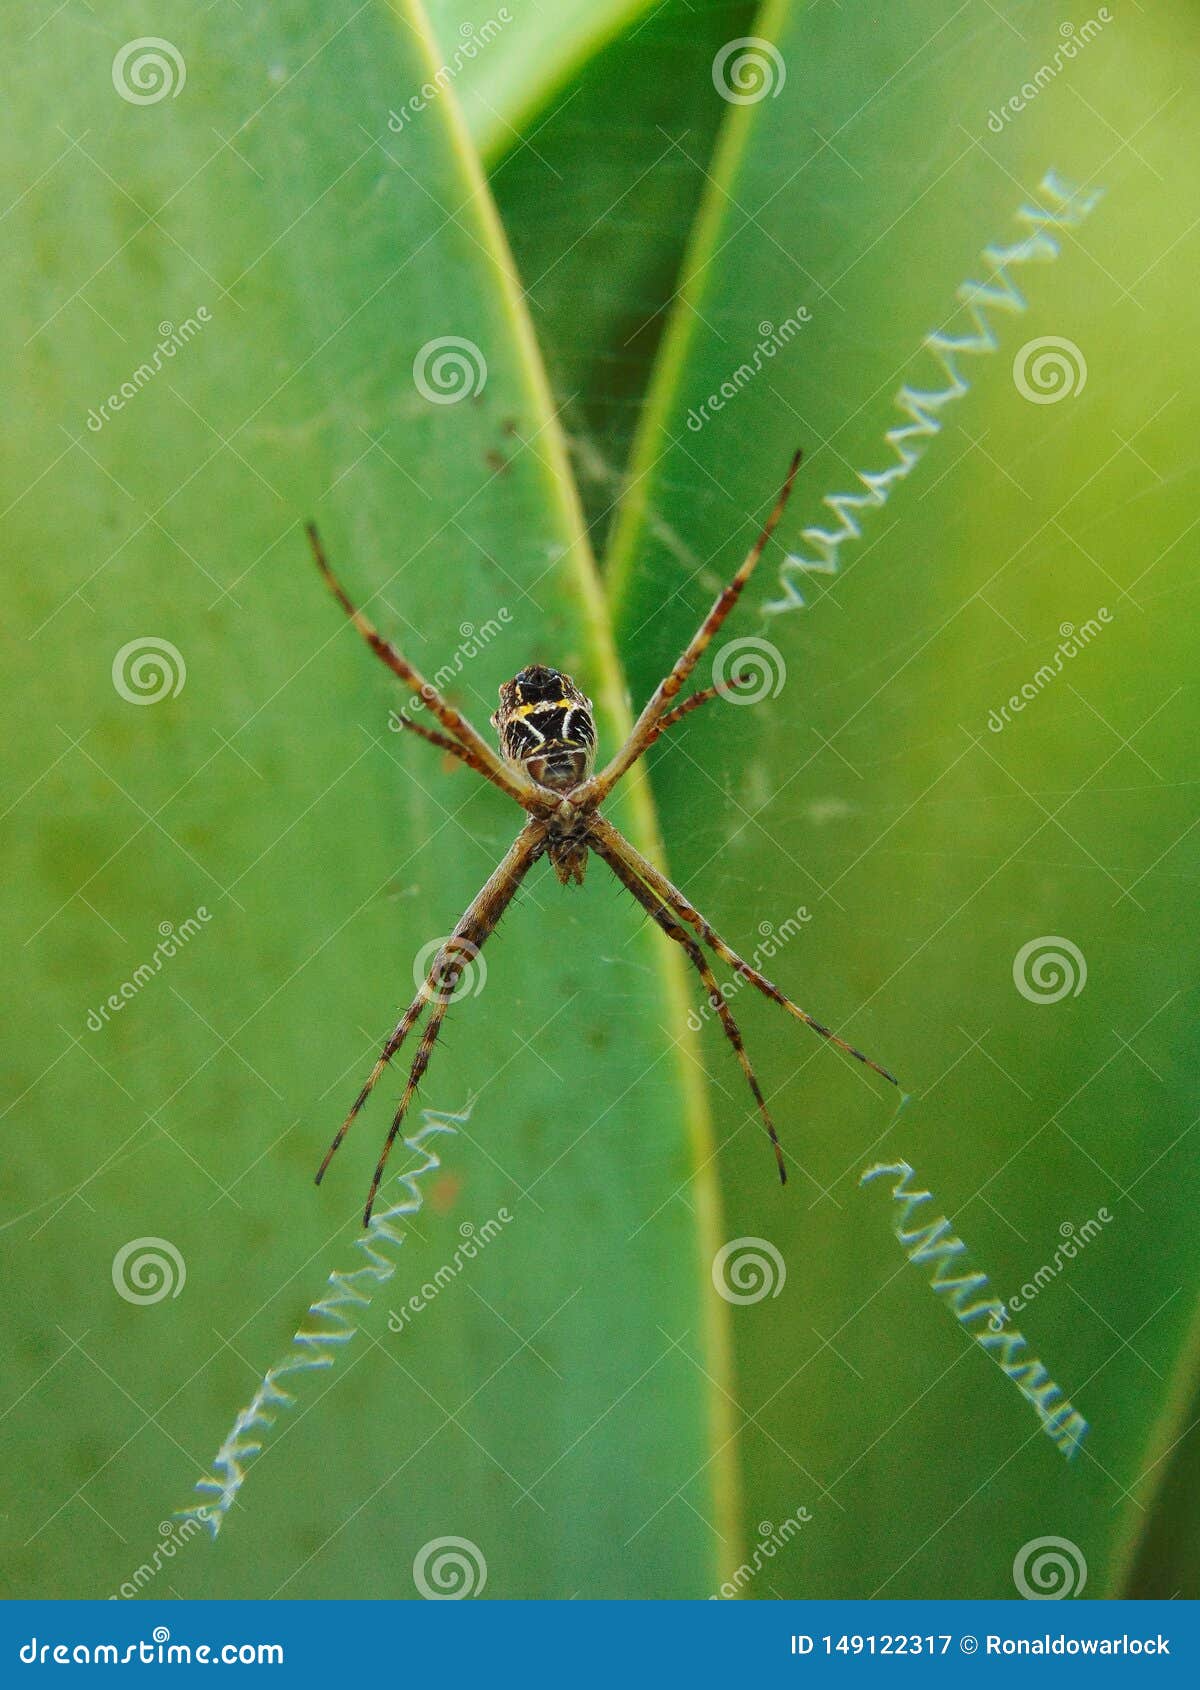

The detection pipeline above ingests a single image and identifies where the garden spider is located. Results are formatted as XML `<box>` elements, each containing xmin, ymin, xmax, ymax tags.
<box><xmin>307</xmin><ymin>450</ymin><xmax>896</xmax><ymax>1226</ymax></box>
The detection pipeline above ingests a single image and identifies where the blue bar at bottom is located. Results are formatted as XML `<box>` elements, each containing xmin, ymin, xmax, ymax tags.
<box><xmin>0</xmin><ymin>1600</ymin><xmax>1194</xmax><ymax>1683</ymax></box>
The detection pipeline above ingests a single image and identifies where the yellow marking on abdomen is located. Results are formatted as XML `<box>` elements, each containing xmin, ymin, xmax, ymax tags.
<box><xmin>513</xmin><ymin>699</ymin><xmax>572</xmax><ymax>717</ymax></box>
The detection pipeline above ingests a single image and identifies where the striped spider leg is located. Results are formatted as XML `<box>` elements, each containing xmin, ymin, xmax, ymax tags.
<box><xmin>570</xmin><ymin>447</ymin><xmax>804</xmax><ymax>809</ymax></box>
<box><xmin>588</xmin><ymin>814</ymin><xmax>898</xmax><ymax>1093</ymax></box>
<box><xmin>589</xmin><ymin>822</ymin><xmax>788</xmax><ymax>1182</ymax></box>
<box><xmin>306</xmin><ymin>523</ymin><xmax>545</xmax><ymax>813</ymax></box>
<box><xmin>317</xmin><ymin>819</ymin><xmax>548</xmax><ymax>1227</ymax></box>
<box><xmin>309</xmin><ymin>452</ymin><xmax>895</xmax><ymax>1224</ymax></box>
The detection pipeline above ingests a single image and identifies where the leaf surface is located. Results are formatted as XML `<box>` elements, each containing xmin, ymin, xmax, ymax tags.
<box><xmin>607</xmin><ymin>0</ymin><xmax>1200</xmax><ymax>1598</ymax></box>
<box><xmin>0</xmin><ymin>0</ymin><xmax>735</xmax><ymax>1600</ymax></box>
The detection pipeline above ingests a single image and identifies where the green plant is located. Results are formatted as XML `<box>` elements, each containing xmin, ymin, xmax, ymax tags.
<box><xmin>2</xmin><ymin>0</ymin><xmax>1197</xmax><ymax>1602</ymax></box>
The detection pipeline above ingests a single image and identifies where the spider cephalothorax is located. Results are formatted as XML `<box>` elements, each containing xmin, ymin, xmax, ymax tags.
<box><xmin>306</xmin><ymin>450</ymin><xmax>898</xmax><ymax>1225</ymax></box>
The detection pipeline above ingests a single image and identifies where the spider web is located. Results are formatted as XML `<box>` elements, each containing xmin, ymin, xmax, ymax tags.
<box><xmin>180</xmin><ymin>1104</ymin><xmax>469</xmax><ymax>1538</ymax></box>
<box><xmin>765</xmin><ymin>170</ymin><xmax>1104</xmax><ymax>612</ymax></box>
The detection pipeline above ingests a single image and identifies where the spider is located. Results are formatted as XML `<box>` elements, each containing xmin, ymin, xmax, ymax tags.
<box><xmin>307</xmin><ymin>450</ymin><xmax>896</xmax><ymax>1226</ymax></box>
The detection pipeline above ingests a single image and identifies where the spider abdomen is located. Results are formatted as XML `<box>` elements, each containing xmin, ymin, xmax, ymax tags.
<box><xmin>492</xmin><ymin>664</ymin><xmax>596</xmax><ymax>793</ymax></box>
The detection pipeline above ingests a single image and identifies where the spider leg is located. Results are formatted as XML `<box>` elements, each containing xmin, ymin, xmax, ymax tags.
<box><xmin>592</xmin><ymin>830</ymin><xmax>786</xmax><ymax>1184</ymax></box>
<box><xmin>306</xmin><ymin>523</ymin><xmax>545</xmax><ymax>813</ymax></box>
<box><xmin>645</xmin><ymin>672</ymin><xmax>756</xmax><ymax>747</ymax></box>
<box><xmin>583</xmin><ymin>449</ymin><xmax>802</xmax><ymax>801</ymax></box>
<box><xmin>589</xmin><ymin>815</ymin><xmax>898</xmax><ymax>1086</ymax></box>
<box><xmin>390</xmin><ymin>709</ymin><xmax>519</xmax><ymax>795</ymax></box>
<box><xmin>314</xmin><ymin>981</ymin><xmax>430</xmax><ymax>1186</ymax></box>
<box><xmin>360</xmin><ymin>973</ymin><xmax>457</xmax><ymax>1227</ymax></box>
<box><xmin>315</xmin><ymin>818</ymin><xmax>546</xmax><ymax>1213</ymax></box>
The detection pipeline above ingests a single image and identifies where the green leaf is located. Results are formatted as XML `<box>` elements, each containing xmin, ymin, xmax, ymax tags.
<box><xmin>0</xmin><ymin>0</ymin><xmax>737</xmax><ymax>1599</ymax></box>
<box><xmin>423</xmin><ymin>0</ymin><xmax>661</xmax><ymax>162</ymax></box>
<box><xmin>608</xmin><ymin>0</ymin><xmax>1200</xmax><ymax>1599</ymax></box>
<box><xmin>490</xmin><ymin>0</ymin><xmax>761</xmax><ymax>541</ymax></box>
<box><xmin>1122</xmin><ymin>1298</ymin><xmax>1200</xmax><ymax>1597</ymax></box>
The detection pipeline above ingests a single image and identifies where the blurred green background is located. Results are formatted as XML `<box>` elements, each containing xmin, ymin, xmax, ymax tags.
<box><xmin>2</xmin><ymin>0</ymin><xmax>1198</xmax><ymax>1602</ymax></box>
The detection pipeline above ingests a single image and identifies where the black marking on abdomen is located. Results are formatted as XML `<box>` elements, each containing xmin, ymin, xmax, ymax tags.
<box><xmin>502</xmin><ymin>702</ymin><xmax>593</xmax><ymax>760</ymax></box>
